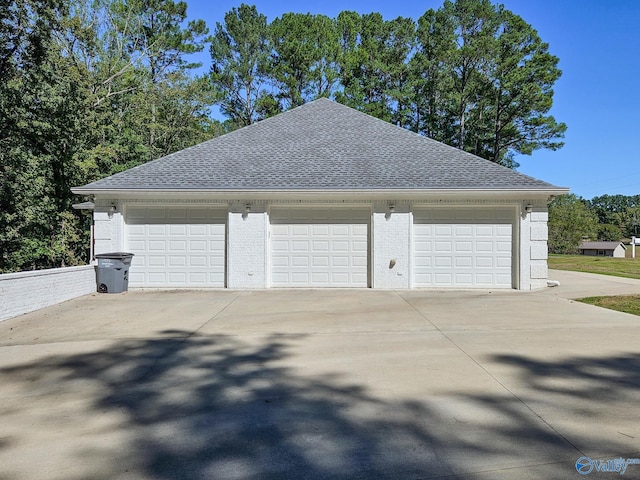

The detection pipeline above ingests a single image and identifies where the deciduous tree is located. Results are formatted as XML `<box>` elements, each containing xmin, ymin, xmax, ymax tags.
<box><xmin>548</xmin><ymin>194</ymin><xmax>598</xmax><ymax>254</ymax></box>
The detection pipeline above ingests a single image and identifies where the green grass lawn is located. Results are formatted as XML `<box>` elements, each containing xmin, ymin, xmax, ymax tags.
<box><xmin>548</xmin><ymin>252</ymin><xmax>640</xmax><ymax>280</ymax></box>
<box><xmin>550</xmin><ymin>249</ymin><xmax>640</xmax><ymax>316</ymax></box>
<box><xmin>577</xmin><ymin>295</ymin><xmax>640</xmax><ymax>316</ymax></box>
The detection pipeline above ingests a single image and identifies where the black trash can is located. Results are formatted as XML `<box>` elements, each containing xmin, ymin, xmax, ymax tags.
<box><xmin>95</xmin><ymin>252</ymin><xmax>135</xmax><ymax>293</ymax></box>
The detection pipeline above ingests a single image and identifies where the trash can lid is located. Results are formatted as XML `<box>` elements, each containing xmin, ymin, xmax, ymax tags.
<box><xmin>95</xmin><ymin>252</ymin><xmax>135</xmax><ymax>259</ymax></box>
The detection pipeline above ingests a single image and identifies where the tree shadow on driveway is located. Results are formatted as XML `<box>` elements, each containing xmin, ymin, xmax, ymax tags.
<box><xmin>1</xmin><ymin>331</ymin><xmax>636</xmax><ymax>479</ymax></box>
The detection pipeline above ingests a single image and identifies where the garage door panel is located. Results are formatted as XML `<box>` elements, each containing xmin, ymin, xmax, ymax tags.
<box><xmin>312</xmin><ymin>256</ymin><xmax>329</xmax><ymax>267</ymax></box>
<box><xmin>435</xmin><ymin>241</ymin><xmax>452</xmax><ymax>252</ymax></box>
<box><xmin>331</xmin><ymin>273</ymin><xmax>349</xmax><ymax>283</ymax></box>
<box><xmin>313</xmin><ymin>272</ymin><xmax>330</xmax><ymax>283</ymax></box>
<box><xmin>189</xmin><ymin>225</ymin><xmax>207</xmax><ymax>236</ymax></box>
<box><xmin>292</xmin><ymin>225</ymin><xmax>310</xmax><ymax>236</ymax></box>
<box><xmin>313</xmin><ymin>241</ymin><xmax>330</xmax><ymax>251</ymax></box>
<box><xmin>148</xmin><ymin>225</ymin><xmax>166</xmax><ymax>236</ymax></box>
<box><xmin>210</xmin><ymin>259</ymin><xmax>224</xmax><ymax>270</ymax></box>
<box><xmin>496</xmin><ymin>225</ymin><xmax>511</xmax><ymax>236</ymax></box>
<box><xmin>455</xmin><ymin>273</ymin><xmax>473</xmax><ymax>284</ymax></box>
<box><xmin>126</xmin><ymin>207</ymin><xmax>226</xmax><ymax>287</ymax></box>
<box><xmin>169</xmin><ymin>225</ymin><xmax>186</xmax><ymax>235</ymax></box>
<box><xmin>272</xmin><ymin>273</ymin><xmax>288</xmax><ymax>283</ymax></box>
<box><xmin>169</xmin><ymin>240</ymin><xmax>186</xmax><ymax>251</ymax></box>
<box><xmin>271</xmin><ymin>240</ymin><xmax>289</xmax><ymax>252</ymax></box>
<box><xmin>352</xmin><ymin>255</ymin><xmax>367</xmax><ymax>267</ymax></box>
<box><xmin>435</xmin><ymin>273</ymin><xmax>452</xmax><ymax>284</ymax></box>
<box><xmin>496</xmin><ymin>257</ymin><xmax>512</xmax><ymax>268</ymax></box>
<box><xmin>270</xmin><ymin>208</ymin><xmax>369</xmax><ymax>287</ymax></box>
<box><xmin>292</xmin><ymin>241</ymin><xmax>310</xmax><ymax>252</ymax></box>
<box><xmin>128</xmin><ymin>240</ymin><xmax>145</xmax><ymax>251</ymax></box>
<box><xmin>414</xmin><ymin>208</ymin><xmax>513</xmax><ymax>288</ymax></box>
<box><xmin>292</xmin><ymin>256</ymin><xmax>310</xmax><ymax>267</ymax></box>
<box><xmin>352</xmin><ymin>224</ymin><xmax>368</xmax><ymax>235</ymax></box>
<box><xmin>272</xmin><ymin>257</ymin><xmax>289</xmax><ymax>267</ymax></box>
<box><xmin>292</xmin><ymin>272</ymin><xmax>310</xmax><ymax>283</ymax></box>
<box><xmin>331</xmin><ymin>256</ymin><xmax>349</xmax><ymax>267</ymax></box>
<box><xmin>148</xmin><ymin>272</ymin><xmax>167</xmax><ymax>283</ymax></box>
<box><xmin>352</xmin><ymin>272</ymin><xmax>368</xmax><ymax>283</ymax></box>
<box><xmin>414</xmin><ymin>240</ymin><xmax>432</xmax><ymax>251</ymax></box>
<box><xmin>168</xmin><ymin>256</ymin><xmax>186</xmax><ymax>267</ymax></box>
<box><xmin>149</xmin><ymin>240</ymin><xmax>166</xmax><ymax>251</ymax></box>
<box><xmin>331</xmin><ymin>241</ymin><xmax>349</xmax><ymax>252</ymax></box>
<box><xmin>476</xmin><ymin>226</ymin><xmax>494</xmax><ymax>237</ymax></box>
<box><xmin>475</xmin><ymin>274</ymin><xmax>493</xmax><ymax>285</ymax></box>
<box><xmin>435</xmin><ymin>225</ymin><xmax>453</xmax><ymax>236</ymax></box>
<box><xmin>455</xmin><ymin>241</ymin><xmax>472</xmax><ymax>252</ymax></box>
<box><xmin>209</xmin><ymin>241</ymin><xmax>225</xmax><ymax>251</ymax></box>
<box><xmin>475</xmin><ymin>257</ymin><xmax>494</xmax><ymax>268</ymax></box>
<box><xmin>415</xmin><ymin>257</ymin><xmax>432</xmax><ymax>267</ymax></box>
<box><xmin>434</xmin><ymin>256</ymin><xmax>452</xmax><ymax>267</ymax></box>
<box><xmin>189</xmin><ymin>240</ymin><xmax>207</xmax><ymax>251</ymax></box>
<box><xmin>188</xmin><ymin>256</ymin><xmax>206</xmax><ymax>267</ymax></box>
<box><xmin>188</xmin><ymin>273</ymin><xmax>207</xmax><ymax>284</ymax></box>
<box><xmin>476</xmin><ymin>241</ymin><xmax>493</xmax><ymax>252</ymax></box>
<box><xmin>149</xmin><ymin>256</ymin><xmax>168</xmax><ymax>267</ymax></box>
<box><xmin>352</xmin><ymin>240</ymin><xmax>368</xmax><ymax>251</ymax></box>
<box><xmin>331</xmin><ymin>225</ymin><xmax>350</xmax><ymax>236</ymax></box>
<box><xmin>313</xmin><ymin>225</ymin><xmax>330</xmax><ymax>235</ymax></box>
<box><xmin>272</xmin><ymin>225</ymin><xmax>289</xmax><ymax>235</ymax></box>
<box><xmin>455</xmin><ymin>226</ymin><xmax>473</xmax><ymax>236</ymax></box>
<box><xmin>456</xmin><ymin>256</ymin><xmax>472</xmax><ymax>268</ymax></box>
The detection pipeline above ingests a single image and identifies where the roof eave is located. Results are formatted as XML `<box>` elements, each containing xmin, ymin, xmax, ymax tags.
<box><xmin>72</xmin><ymin>186</ymin><xmax>569</xmax><ymax>200</ymax></box>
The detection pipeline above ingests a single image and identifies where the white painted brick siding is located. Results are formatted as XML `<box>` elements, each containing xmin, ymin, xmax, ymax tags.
<box><xmin>530</xmin><ymin>223</ymin><xmax>548</xmax><ymax>241</ymax></box>
<box><xmin>227</xmin><ymin>209</ymin><xmax>268</xmax><ymax>288</ymax></box>
<box><xmin>531</xmin><ymin>244</ymin><xmax>549</xmax><ymax>260</ymax></box>
<box><xmin>0</xmin><ymin>266</ymin><xmax>95</xmax><ymax>322</ymax></box>
<box><xmin>94</xmin><ymin>206</ymin><xmax>124</xmax><ymax>254</ymax></box>
<box><xmin>520</xmin><ymin>203</ymin><xmax>550</xmax><ymax>290</ymax></box>
<box><xmin>530</xmin><ymin>211</ymin><xmax>548</xmax><ymax>223</ymax></box>
<box><xmin>372</xmin><ymin>207</ymin><xmax>411</xmax><ymax>289</ymax></box>
<box><xmin>530</xmin><ymin>263</ymin><xmax>548</xmax><ymax>279</ymax></box>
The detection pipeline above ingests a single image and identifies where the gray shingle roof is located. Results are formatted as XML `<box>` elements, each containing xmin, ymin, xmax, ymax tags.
<box><xmin>73</xmin><ymin>98</ymin><xmax>566</xmax><ymax>193</ymax></box>
<box><xmin>580</xmin><ymin>241</ymin><xmax>625</xmax><ymax>250</ymax></box>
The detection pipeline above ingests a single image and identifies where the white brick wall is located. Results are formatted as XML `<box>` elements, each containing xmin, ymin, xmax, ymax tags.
<box><xmin>227</xmin><ymin>206</ymin><xmax>268</xmax><ymax>288</ymax></box>
<box><xmin>520</xmin><ymin>204</ymin><xmax>549</xmax><ymax>290</ymax></box>
<box><xmin>94</xmin><ymin>203</ymin><xmax>124</xmax><ymax>254</ymax></box>
<box><xmin>372</xmin><ymin>205</ymin><xmax>411</xmax><ymax>288</ymax></box>
<box><xmin>0</xmin><ymin>266</ymin><xmax>96</xmax><ymax>322</ymax></box>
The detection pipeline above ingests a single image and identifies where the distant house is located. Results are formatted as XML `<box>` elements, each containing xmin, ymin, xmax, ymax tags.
<box><xmin>579</xmin><ymin>241</ymin><xmax>626</xmax><ymax>258</ymax></box>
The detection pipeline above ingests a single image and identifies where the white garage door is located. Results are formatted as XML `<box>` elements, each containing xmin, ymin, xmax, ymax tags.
<box><xmin>126</xmin><ymin>206</ymin><xmax>226</xmax><ymax>287</ymax></box>
<box><xmin>413</xmin><ymin>208</ymin><xmax>514</xmax><ymax>288</ymax></box>
<box><xmin>271</xmin><ymin>208</ymin><xmax>369</xmax><ymax>287</ymax></box>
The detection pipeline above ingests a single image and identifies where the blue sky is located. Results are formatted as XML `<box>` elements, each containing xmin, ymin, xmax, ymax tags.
<box><xmin>185</xmin><ymin>0</ymin><xmax>640</xmax><ymax>199</ymax></box>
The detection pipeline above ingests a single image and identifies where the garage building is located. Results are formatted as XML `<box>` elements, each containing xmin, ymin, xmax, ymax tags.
<box><xmin>72</xmin><ymin>99</ymin><xmax>567</xmax><ymax>290</ymax></box>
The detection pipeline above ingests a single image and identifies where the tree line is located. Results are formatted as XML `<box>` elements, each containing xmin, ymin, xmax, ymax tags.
<box><xmin>549</xmin><ymin>194</ymin><xmax>640</xmax><ymax>254</ymax></box>
<box><xmin>1</xmin><ymin>0</ymin><xmax>566</xmax><ymax>272</ymax></box>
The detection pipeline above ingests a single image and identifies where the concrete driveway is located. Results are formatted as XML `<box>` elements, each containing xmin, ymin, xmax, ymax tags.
<box><xmin>1</xmin><ymin>270</ymin><xmax>639</xmax><ymax>479</ymax></box>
